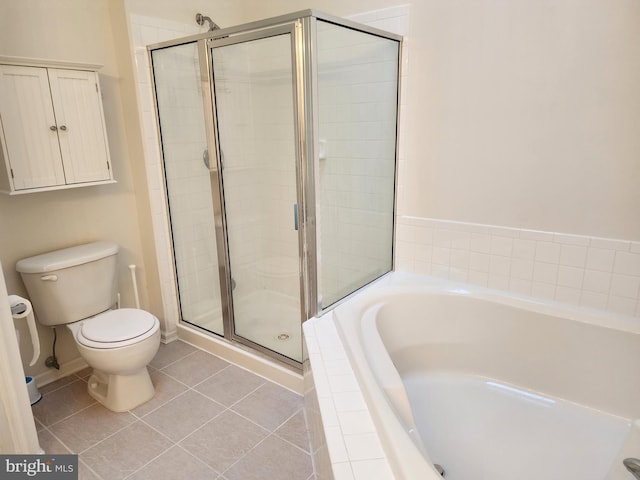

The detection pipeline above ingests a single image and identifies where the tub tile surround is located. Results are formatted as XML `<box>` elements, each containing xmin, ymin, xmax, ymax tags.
<box><xmin>396</xmin><ymin>216</ymin><xmax>640</xmax><ymax>318</ymax></box>
<box><xmin>304</xmin><ymin>318</ymin><xmax>393</xmax><ymax>480</ymax></box>
<box><xmin>33</xmin><ymin>341</ymin><xmax>314</xmax><ymax>480</ymax></box>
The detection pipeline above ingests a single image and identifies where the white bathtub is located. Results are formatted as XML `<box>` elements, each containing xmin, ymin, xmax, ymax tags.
<box><xmin>329</xmin><ymin>272</ymin><xmax>640</xmax><ymax>480</ymax></box>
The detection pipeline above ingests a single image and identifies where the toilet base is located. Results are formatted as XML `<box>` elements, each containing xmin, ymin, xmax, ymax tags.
<box><xmin>87</xmin><ymin>368</ymin><xmax>155</xmax><ymax>412</ymax></box>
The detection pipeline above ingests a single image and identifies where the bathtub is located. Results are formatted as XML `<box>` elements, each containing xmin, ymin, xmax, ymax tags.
<box><xmin>327</xmin><ymin>272</ymin><xmax>640</xmax><ymax>480</ymax></box>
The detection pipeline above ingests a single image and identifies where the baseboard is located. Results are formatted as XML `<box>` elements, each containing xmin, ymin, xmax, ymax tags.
<box><xmin>161</xmin><ymin>328</ymin><xmax>179</xmax><ymax>344</ymax></box>
<box><xmin>33</xmin><ymin>357</ymin><xmax>89</xmax><ymax>388</ymax></box>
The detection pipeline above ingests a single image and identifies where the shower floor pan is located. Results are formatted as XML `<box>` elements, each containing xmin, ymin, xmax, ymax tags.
<box><xmin>186</xmin><ymin>290</ymin><xmax>301</xmax><ymax>362</ymax></box>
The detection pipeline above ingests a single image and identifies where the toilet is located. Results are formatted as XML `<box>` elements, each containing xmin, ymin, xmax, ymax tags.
<box><xmin>16</xmin><ymin>241</ymin><xmax>160</xmax><ymax>412</ymax></box>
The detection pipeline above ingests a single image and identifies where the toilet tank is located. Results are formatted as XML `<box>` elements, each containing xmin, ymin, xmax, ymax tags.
<box><xmin>16</xmin><ymin>242</ymin><xmax>120</xmax><ymax>326</ymax></box>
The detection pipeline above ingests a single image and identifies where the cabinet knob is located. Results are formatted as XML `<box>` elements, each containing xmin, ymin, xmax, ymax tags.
<box><xmin>49</xmin><ymin>125</ymin><xmax>57</xmax><ymax>131</ymax></box>
<box><xmin>59</xmin><ymin>125</ymin><xmax>67</xmax><ymax>131</ymax></box>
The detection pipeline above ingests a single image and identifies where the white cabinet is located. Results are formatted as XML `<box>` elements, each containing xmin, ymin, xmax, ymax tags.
<box><xmin>0</xmin><ymin>57</ymin><xmax>115</xmax><ymax>194</ymax></box>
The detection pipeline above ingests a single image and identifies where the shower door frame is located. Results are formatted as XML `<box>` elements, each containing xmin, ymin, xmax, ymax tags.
<box><xmin>148</xmin><ymin>10</ymin><xmax>402</xmax><ymax>369</ymax></box>
<box><xmin>196</xmin><ymin>21</ymin><xmax>316</xmax><ymax>368</ymax></box>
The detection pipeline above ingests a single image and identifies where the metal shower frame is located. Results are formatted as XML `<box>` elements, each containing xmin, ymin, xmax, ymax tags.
<box><xmin>148</xmin><ymin>10</ymin><xmax>403</xmax><ymax>369</ymax></box>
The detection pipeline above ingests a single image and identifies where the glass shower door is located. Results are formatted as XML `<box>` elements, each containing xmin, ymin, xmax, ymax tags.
<box><xmin>151</xmin><ymin>42</ymin><xmax>224</xmax><ymax>336</ymax></box>
<box><xmin>210</xmin><ymin>30</ymin><xmax>302</xmax><ymax>362</ymax></box>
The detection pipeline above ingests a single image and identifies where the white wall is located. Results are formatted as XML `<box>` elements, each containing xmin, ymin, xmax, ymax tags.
<box><xmin>401</xmin><ymin>0</ymin><xmax>640</xmax><ymax>240</ymax></box>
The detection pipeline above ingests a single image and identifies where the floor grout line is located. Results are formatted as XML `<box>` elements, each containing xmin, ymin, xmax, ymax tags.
<box><xmin>35</xmin><ymin>341</ymin><xmax>314</xmax><ymax>479</ymax></box>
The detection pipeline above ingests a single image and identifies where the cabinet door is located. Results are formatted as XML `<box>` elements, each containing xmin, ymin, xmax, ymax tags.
<box><xmin>0</xmin><ymin>65</ymin><xmax>66</xmax><ymax>190</ymax></box>
<box><xmin>48</xmin><ymin>69</ymin><xmax>111</xmax><ymax>184</ymax></box>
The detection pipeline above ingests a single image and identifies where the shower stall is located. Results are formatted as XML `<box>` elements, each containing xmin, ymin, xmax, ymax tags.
<box><xmin>148</xmin><ymin>10</ymin><xmax>401</xmax><ymax>367</ymax></box>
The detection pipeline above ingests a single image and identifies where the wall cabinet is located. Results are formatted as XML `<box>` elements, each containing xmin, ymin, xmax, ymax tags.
<box><xmin>0</xmin><ymin>57</ymin><xmax>115</xmax><ymax>194</ymax></box>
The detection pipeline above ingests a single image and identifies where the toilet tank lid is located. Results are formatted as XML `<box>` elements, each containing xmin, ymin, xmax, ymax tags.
<box><xmin>16</xmin><ymin>241</ymin><xmax>119</xmax><ymax>274</ymax></box>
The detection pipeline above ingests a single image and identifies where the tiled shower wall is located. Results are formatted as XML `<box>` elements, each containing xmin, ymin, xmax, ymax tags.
<box><xmin>396</xmin><ymin>216</ymin><xmax>640</xmax><ymax>318</ymax></box>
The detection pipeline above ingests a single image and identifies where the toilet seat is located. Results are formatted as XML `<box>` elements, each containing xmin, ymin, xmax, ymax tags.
<box><xmin>76</xmin><ymin>308</ymin><xmax>159</xmax><ymax>349</ymax></box>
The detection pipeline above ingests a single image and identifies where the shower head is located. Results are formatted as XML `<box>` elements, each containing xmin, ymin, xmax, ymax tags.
<box><xmin>195</xmin><ymin>13</ymin><xmax>221</xmax><ymax>31</ymax></box>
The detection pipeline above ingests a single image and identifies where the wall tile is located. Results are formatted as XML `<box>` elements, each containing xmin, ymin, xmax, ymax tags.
<box><xmin>610</xmin><ymin>274</ymin><xmax>640</xmax><ymax>299</ymax></box>
<box><xmin>533</xmin><ymin>262</ymin><xmax>558</xmax><ymax>284</ymax></box>
<box><xmin>350</xmin><ymin>459</ymin><xmax>394</xmax><ymax>480</ymax></box>
<box><xmin>396</xmin><ymin>216</ymin><xmax>640</xmax><ymax>318</ymax></box>
<box><xmin>489</xmin><ymin>256</ymin><xmax>511</xmax><ymax>276</ymax></box>
<box><xmin>535</xmin><ymin>242</ymin><xmax>561</xmax><ymax>264</ymax></box>
<box><xmin>343</xmin><ymin>433</ymin><xmax>385</xmax><ymax>461</ymax></box>
<box><xmin>614</xmin><ymin>252</ymin><xmax>640</xmax><ymax>276</ymax></box>
<box><xmin>512</xmin><ymin>239</ymin><xmax>536</xmax><ymax>260</ymax></box>
<box><xmin>586</xmin><ymin>248</ymin><xmax>615</xmax><ymax>272</ymax></box>
<box><xmin>511</xmin><ymin>259</ymin><xmax>534</xmax><ymax>281</ymax></box>
<box><xmin>470</xmin><ymin>234</ymin><xmax>491</xmax><ymax>253</ymax></box>
<box><xmin>582</xmin><ymin>270</ymin><xmax>612</xmax><ymax>294</ymax></box>
<box><xmin>490</xmin><ymin>236</ymin><xmax>513</xmax><ymax>257</ymax></box>
<box><xmin>559</xmin><ymin>245</ymin><xmax>587</xmax><ymax>268</ymax></box>
<box><xmin>557</xmin><ymin>266</ymin><xmax>584</xmax><ymax>289</ymax></box>
<box><xmin>333</xmin><ymin>462</ymin><xmax>356</xmax><ymax>480</ymax></box>
<box><xmin>469</xmin><ymin>252</ymin><xmax>491</xmax><ymax>273</ymax></box>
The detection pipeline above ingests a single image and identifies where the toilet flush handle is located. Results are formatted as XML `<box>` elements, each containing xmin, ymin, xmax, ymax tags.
<box><xmin>40</xmin><ymin>275</ymin><xmax>58</xmax><ymax>281</ymax></box>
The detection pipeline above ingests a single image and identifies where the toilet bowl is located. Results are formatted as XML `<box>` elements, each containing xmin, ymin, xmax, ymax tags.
<box><xmin>67</xmin><ymin>308</ymin><xmax>160</xmax><ymax>412</ymax></box>
<box><xmin>16</xmin><ymin>241</ymin><xmax>161</xmax><ymax>412</ymax></box>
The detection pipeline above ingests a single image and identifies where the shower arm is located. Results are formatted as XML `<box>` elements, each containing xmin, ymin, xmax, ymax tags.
<box><xmin>195</xmin><ymin>13</ymin><xmax>220</xmax><ymax>32</ymax></box>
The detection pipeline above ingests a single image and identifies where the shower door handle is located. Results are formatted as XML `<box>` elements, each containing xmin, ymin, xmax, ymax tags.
<box><xmin>293</xmin><ymin>203</ymin><xmax>299</xmax><ymax>231</ymax></box>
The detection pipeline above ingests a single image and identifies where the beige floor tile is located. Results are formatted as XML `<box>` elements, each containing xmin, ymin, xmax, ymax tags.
<box><xmin>127</xmin><ymin>445</ymin><xmax>218</xmax><ymax>480</ymax></box>
<box><xmin>150</xmin><ymin>340</ymin><xmax>198</xmax><ymax>369</ymax></box>
<box><xmin>224</xmin><ymin>434</ymin><xmax>313</xmax><ymax>480</ymax></box>
<box><xmin>141</xmin><ymin>390</ymin><xmax>225</xmax><ymax>442</ymax></box>
<box><xmin>231</xmin><ymin>382</ymin><xmax>303</xmax><ymax>431</ymax></box>
<box><xmin>38</xmin><ymin>375</ymin><xmax>77</xmax><ymax>396</ymax></box>
<box><xmin>37</xmin><ymin>429</ymin><xmax>71</xmax><ymax>454</ymax></box>
<box><xmin>34</xmin><ymin>417</ymin><xmax>45</xmax><ymax>432</ymax></box>
<box><xmin>179</xmin><ymin>410</ymin><xmax>268</xmax><ymax>474</ymax></box>
<box><xmin>131</xmin><ymin>370</ymin><xmax>189</xmax><ymax>417</ymax></box>
<box><xmin>275</xmin><ymin>410</ymin><xmax>311</xmax><ymax>452</ymax></box>
<box><xmin>161</xmin><ymin>350</ymin><xmax>229</xmax><ymax>387</ymax></box>
<box><xmin>195</xmin><ymin>365</ymin><xmax>265</xmax><ymax>406</ymax></box>
<box><xmin>49</xmin><ymin>403</ymin><xmax>136</xmax><ymax>453</ymax></box>
<box><xmin>27</xmin><ymin>340</ymin><xmax>313</xmax><ymax>480</ymax></box>
<box><xmin>78</xmin><ymin>460</ymin><xmax>102</xmax><ymax>480</ymax></box>
<box><xmin>32</xmin><ymin>380</ymin><xmax>96</xmax><ymax>426</ymax></box>
<box><xmin>80</xmin><ymin>421</ymin><xmax>172</xmax><ymax>480</ymax></box>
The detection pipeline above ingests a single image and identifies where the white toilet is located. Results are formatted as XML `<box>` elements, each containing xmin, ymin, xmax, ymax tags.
<box><xmin>16</xmin><ymin>241</ymin><xmax>160</xmax><ymax>412</ymax></box>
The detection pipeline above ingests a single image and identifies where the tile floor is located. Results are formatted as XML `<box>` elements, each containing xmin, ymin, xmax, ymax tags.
<box><xmin>32</xmin><ymin>340</ymin><xmax>314</xmax><ymax>480</ymax></box>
